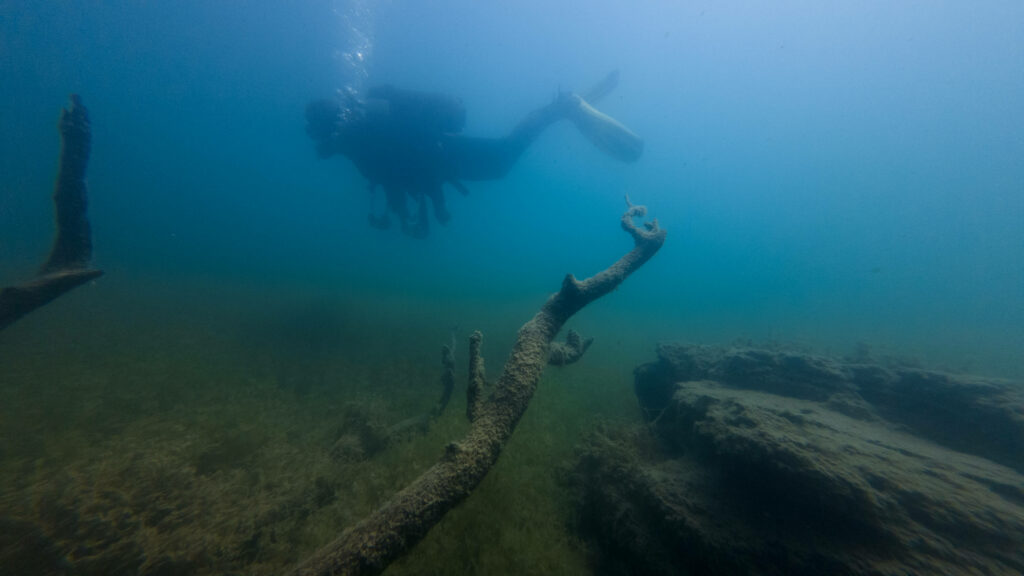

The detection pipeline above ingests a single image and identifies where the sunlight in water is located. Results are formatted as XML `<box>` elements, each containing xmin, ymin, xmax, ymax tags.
<box><xmin>333</xmin><ymin>0</ymin><xmax>376</xmax><ymax>94</ymax></box>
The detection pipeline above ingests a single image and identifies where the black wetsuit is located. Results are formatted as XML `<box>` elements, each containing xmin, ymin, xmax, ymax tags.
<box><xmin>306</xmin><ymin>86</ymin><xmax>569</xmax><ymax>238</ymax></box>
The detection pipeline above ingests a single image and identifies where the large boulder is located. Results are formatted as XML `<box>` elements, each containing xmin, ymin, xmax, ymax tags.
<box><xmin>635</xmin><ymin>344</ymin><xmax>1024</xmax><ymax>472</ymax></box>
<box><xmin>571</xmin><ymin>344</ymin><xmax>1024</xmax><ymax>575</ymax></box>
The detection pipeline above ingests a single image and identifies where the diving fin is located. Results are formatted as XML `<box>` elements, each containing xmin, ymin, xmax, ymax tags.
<box><xmin>583</xmin><ymin>70</ymin><xmax>620</xmax><ymax>105</ymax></box>
<box><xmin>565</xmin><ymin>93</ymin><xmax>644</xmax><ymax>163</ymax></box>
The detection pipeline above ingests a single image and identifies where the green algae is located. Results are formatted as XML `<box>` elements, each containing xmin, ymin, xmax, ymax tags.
<box><xmin>0</xmin><ymin>279</ymin><xmax>641</xmax><ymax>575</ymax></box>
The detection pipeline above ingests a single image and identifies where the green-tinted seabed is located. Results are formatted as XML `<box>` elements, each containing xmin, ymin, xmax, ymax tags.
<box><xmin>0</xmin><ymin>275</ymin><xmax>641</xmax><ymax>575</ymax></box>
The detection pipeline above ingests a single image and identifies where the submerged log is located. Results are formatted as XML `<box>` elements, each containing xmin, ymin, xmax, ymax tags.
<box><xmin>294</xmin><ymin>198</ymin><xmax>666</xmax><ymax>576</ymax></box>
<box><xmin>0</xmin><ymin>95</ymin><xmax>102</xmax><ymax>331</ymax></box>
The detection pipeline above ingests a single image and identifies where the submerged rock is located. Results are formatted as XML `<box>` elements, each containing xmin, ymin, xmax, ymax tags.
<box><xmin>571</xmin><ymin>344</ymin><xmax>1024</xmax><ymax>575</ymax></box>
<box><xmin>637</xmin><ymin>344</ymin><xmax>1024</xmax><ymax>472</ymax></box>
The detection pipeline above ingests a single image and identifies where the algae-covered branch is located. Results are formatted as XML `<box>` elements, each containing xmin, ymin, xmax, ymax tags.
<box><xmin>294</xmin><ymin>199</ymin><xmax>666</xmax><ymax>576</ymax></box>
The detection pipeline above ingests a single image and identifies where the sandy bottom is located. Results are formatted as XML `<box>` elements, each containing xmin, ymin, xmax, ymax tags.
<box><xmin>0</xmin><ymin>274</ymin><xmax>644</xmax><ymax>575</ymax></box>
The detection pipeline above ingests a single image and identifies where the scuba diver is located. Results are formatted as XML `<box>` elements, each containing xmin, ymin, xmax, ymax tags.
<box><xmin>305</xmin><ymin>71</ymin><xmax>643</xmax><ymax>238</ymax></box>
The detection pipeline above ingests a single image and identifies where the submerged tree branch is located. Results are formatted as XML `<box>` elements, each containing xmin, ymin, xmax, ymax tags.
<box><xmin>548</xmin><ymin>328</ymin><xmax>594</xmax><ymax>366</ymax></box>
<box><xmin>381</xmin><ymin>342</ymin><xmax>458</xmax><ymax>440</ymax></box>
<box><xmin>466</xmin><ymin>330</ymin><xmax>486</xmax><ymax>422</ymax></box>
<box><xmin>293</xmin><ymin>198</ymin><xmax>666</xmax><ymax>576</ymax></box>
<box><xmin>0</xmin><ymin>95</ymin><xmax>102</xmax><ymax>331</ymax></box>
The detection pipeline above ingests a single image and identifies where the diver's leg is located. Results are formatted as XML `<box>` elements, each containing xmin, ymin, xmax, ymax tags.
<box><xmin>448</xmin><ymin>179</ymin><xmax>470</xmax><ymax>196</ymax></box>
<box><xmin>368</xmin><ymin>213</ymin><xmax>391</xmax><ymax>229</ymax></box>
<box><xmin>384</xmin><ymin>187</ymin><xmax>410</xmax><ymax>227</ymax></box>
<box><xmin>401</xmin><ymin>193</ymin><xmax>430</xmax><ymax>238</ymax></box>
<box><xmin>427</xmin><ymin>185</ymin><xmax>450</xmax><ymax>225</ymax></box>
<box><xmin>441</xmin><ymin>73</ymin><xmax>640</xmax><ymax>181</ymax></box>
<box><xmin>443</xmin><ymin>95</ymin><xmax>573</xmax><ymax>181</ymax></box>
<box><xmin>415</xmin><ymin>198</ymin><xmax>429</xmax><ymax>237</ymax></box>
<box><xmin>367</xmin><ymin>183</ymin><xmax>393</xmax><ymax>229</ymax></box>
<box><xmin>503</xmin><ymin>96</ymin><xmax>572</xmax><ymax>152</ymax></box>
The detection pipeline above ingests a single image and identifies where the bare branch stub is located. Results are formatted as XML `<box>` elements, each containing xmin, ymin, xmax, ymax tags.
<box><xmin>0</xmin><ymin>95</ymin><xmax>103</xmax><ymax>332</ymax></box>
<box><xmin>43</xmin><ymin>93</ymin><xmax>93</xmax><ymax>274</ymax></box>
<box><xmin>548</xmin><ymin>329</ymin><xmax>594</xmax><ymax>366</ymax></box>
<box><xmin>382</xmin><ymin>341</ymin><xmax>460</xmax><ymax>441</ymax></box>
<box><xmin>293</xmin><ymin>199</ymin><xmax>665</xmax><ymax>576</ymax></box>
<box><xmin>432</xmin><ymin>343</ymin><xmax>456</xmax><ymax>417</ymax></box>
<box><xmin>466</xmin><ymin>330</ymin><xmax>486</xmax><ymax>422</ymax></box>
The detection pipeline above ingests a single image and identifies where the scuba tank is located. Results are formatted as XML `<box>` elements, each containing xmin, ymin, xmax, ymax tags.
<box><xmin>365</xmin><ymin>85</ymin><xmax>467</xmax><ymax>135</ymax></box>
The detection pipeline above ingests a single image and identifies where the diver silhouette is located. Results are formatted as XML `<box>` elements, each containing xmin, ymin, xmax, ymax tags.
<box><xmin>306</xmin><ymin>71</ymin><xmax>643</xmax><ymax>238</ymax></box>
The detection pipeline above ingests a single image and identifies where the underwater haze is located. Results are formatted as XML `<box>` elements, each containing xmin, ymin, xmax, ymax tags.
<box><xmin>2</xmin><ymin>1</ymin><xmax>1023</xmax><ymax>574</ymax></box>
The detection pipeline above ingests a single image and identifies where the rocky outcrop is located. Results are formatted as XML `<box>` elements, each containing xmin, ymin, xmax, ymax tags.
<box><xmin>635</xmin><ymin>344</ymin><xmax>1024</xmax><ymax>472</ymax></box>
<box><xmin>571</xmin><ymin>344</ymin><xmax>1024</xmax><ymax>575</ymax></box>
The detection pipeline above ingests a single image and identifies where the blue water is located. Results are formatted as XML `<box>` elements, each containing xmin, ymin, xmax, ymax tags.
<box><xmin>4</xmin><ymin>1</ymin><xmax>1021</xmax><ymax>375</ymax></box>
